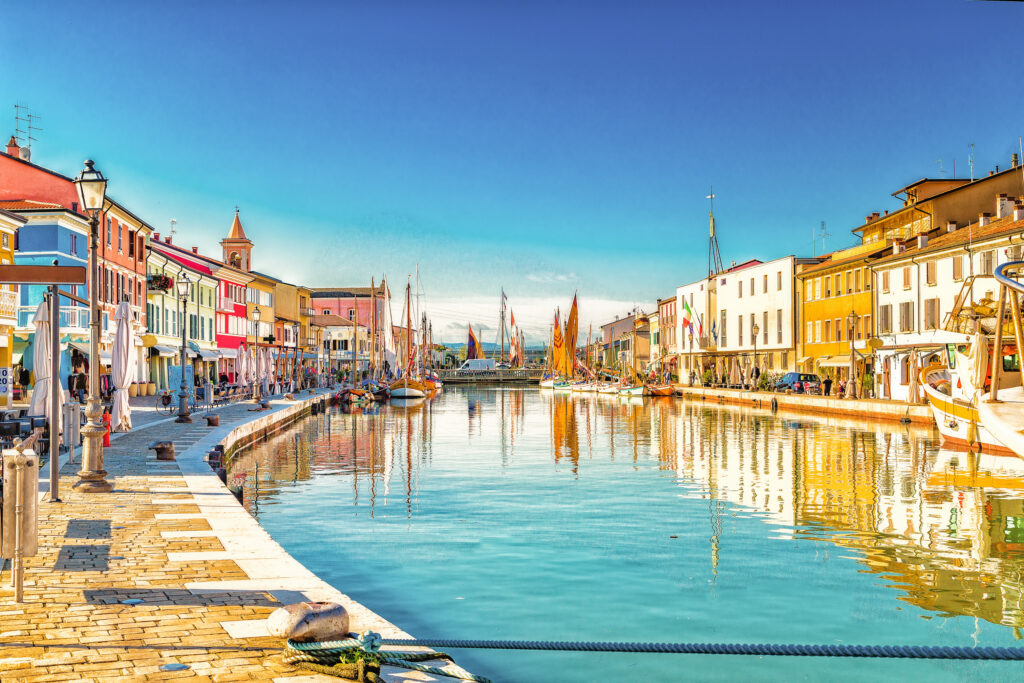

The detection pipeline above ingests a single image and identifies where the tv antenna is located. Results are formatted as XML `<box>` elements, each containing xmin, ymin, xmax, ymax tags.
<box><xmin>819</xmin><ymin>221</ymin><xmax>830</xmax><ymax>255</ymax></box>
<box><xmin>968</xmin><ymin>143</ymin><xmax>975</xmax><ymax>181</ymax></box>
<box><xmin>706</xmin><ymin>185</ymin><xmax>723</xmax><ymax>277</ymax></box>
<box><xmin>169</xmin><ymin>218</ymin><xmax>177</xmax><ymax>239</ymax></box>
<box><xmin>936</xmin><ymin>158</ymin><xmax>945</xmax><ymax>177</ymax></box>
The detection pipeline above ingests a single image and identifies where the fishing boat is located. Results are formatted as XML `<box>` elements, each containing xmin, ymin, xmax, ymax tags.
<box><xmin>647</xmin><ymin>384</ymin><xmax>674</xmax><ymax>397</ymax></box>
<box><xmin>618</xmin><ymin>385</ymin><xmax>648</xmax><ymax>397</ymax></box>
<box><xmin>539</xmin><ymin>376</ymin><xmax>557</xmax><ymax>389</ymax></box>
<box><xmin>390</xmin><ymin>281</ymin><xmax>427</xmax><ymax>399</ymax></box>
<box><xmin>597</xmin><ymin>384</ymin><xmax>620</xmax><ymax>394</ymax></box>
<box><xmin>920</xmin><ymin>269</ymin><xmax>1023</xmax><ymax>456</ymax></box>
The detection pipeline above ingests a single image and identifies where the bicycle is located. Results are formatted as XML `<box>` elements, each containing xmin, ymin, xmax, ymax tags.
<box><xmin>155</xmin><ymin>390</ymin><xmax>197</xmax><ymax>416</ymax></box>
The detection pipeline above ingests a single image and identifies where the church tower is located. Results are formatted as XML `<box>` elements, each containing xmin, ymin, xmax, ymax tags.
<box><xmin>221</xmin><ymin>208</ymin><xmax>253</xmax><ymax>271</ymax></box>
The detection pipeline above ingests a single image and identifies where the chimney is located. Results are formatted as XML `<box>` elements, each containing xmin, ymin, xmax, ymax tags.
<box><xmin>153</xmin><ymin>232</ymin><xmax>160</xmax><ymax>241</ymax></box>
<box><xmin>1014</xmin><ymin>152</ymin><xmax>1020</xmax><ymax>169</ymax></box>
<box><xmin>5</xmin><ymin>136</ymin><xmax>18</xmax><ymax>157</ymax></box>
<box><xmin>1015</xmin><ymin>205</ymin><xmax>1024</xmax><ymax>222</ymax></box>
<box><xmin>892</xmin><ymin>241</ymin><xmax>904</xmax><ymax>255</ymax></box>
<box><xmin>917</xmin><ymin>234</ymin><xmax>929</xmax><ymax>249</ymax></box>
<box><xmin>979</xmin><ymin>212</ymin><xmax>992</xmax><ymax>227</ymax></box>
<box><xmin>191</xmin><ymin>246</ymin><xmax>199</xmax><ymax>254</ymax></box>
<box><xmin>946</xmin><ymin>221</ymin><xmax>958</xmax><ymax>233</ymax></box>
<box><xmin>997</xmin><ymin>193</ymin><xmax>1014</xmax><ymax>219</ymax></box>
<box><xmin>989</xmin><ymin>170</ymin><xmax>996</xmax><ymax>177</ymax></box>
<box><xmin>884</xmin><ymin>209</ymin><xmax>889</xmax><ymax>215</ymax></box>
<box><xmin>165</xmin><ymin>235</ymin><xmax>172</xmax><ymax>244</ymax></box>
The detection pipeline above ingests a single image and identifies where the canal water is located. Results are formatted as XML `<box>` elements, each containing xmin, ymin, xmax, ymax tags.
<box><xmin>230</xmin><ymin>387</ymin><xmax>1024</xmax><ymax>682</ymax></box>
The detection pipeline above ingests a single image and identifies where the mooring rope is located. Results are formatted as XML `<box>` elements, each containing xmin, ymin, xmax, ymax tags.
<box><xmin>284</xmin><ymin>631</ymin><xmax>1024</xmax><ymax>681</ymax></box>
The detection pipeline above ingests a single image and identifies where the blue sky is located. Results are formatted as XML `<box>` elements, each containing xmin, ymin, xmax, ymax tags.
<box><xmin>3</xmin><ymin>0</ymin><xmax>1022</xmax><ymax>342</ymax></box>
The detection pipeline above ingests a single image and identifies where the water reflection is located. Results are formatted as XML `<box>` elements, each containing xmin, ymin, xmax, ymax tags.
<box><xmin>229</xmin><ymin>387</ymin><xmax>1024</xmax><ymax>632</ymax></box>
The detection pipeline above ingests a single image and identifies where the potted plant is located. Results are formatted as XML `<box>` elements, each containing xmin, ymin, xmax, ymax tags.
<box><xmin>147</xmin><ymin>381</ymin><xmax>156</xmax><ymax>396</ymax></box>
<box><xmin>128</xmin><ymin>382</ymin><xmax>138</xmax><ymax>398</ymax></box>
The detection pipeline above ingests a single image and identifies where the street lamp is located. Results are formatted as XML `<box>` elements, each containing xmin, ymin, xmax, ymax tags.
<box><xmin>175</xmin><ymin>272</ymin><xmax>192</xmax><ymax>423</ymax></box>
<box><xmin>73</xmin><ymin>160</ymin><xmax>111</xmax><ymax>494</ymax></box>
<box><xmin>324</xmin><ymin>330</ymin><xmax>332</xmax><ymax>384</ymax></box>
<box><xmin>252</xmin><ymin>306</ymin><xmax>262</xmax><ymax>403</ymax></box>
<box><xmin>751</xmin><ymin>322</ymin><xmax>760</xmax><ymax>390</ymax></box>
<box><xmin>846</xmin><ymin>310</ymin><xmax>859</xmax><ymax>399</ymax></box>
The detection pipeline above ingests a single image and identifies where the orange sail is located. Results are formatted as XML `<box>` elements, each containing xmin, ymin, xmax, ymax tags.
<box><xmin>467</xmin><ymin>323</ymin><xmax>486</xmax><ymax>360</ymax></box>
<box><xmin>551</xmin><ymin>311</ymin><xmax>566</xmax><ymax>377</ymax></box>
<box><xmin>563</xmin><ymin>294</ymin><xmax>578</xmax><ymax>378</ymax></box>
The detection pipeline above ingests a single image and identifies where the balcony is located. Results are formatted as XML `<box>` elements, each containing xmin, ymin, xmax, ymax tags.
<box><xmin>17</xmin><ymin>305</ymin><xmax>90</xmax><ymax>330</ymax></box>
<box><xmin>217</xmin><ymin>296</ymin><xmax>237</xmax><ymax>313</ymax></box>
<box><xmin>0</xmin><ymin>290</ymin><xmax>16</xmax><ymax>325</ymax></box>
<box><xmin>300</xmin><ymin>307</ymin><xmax>315</xmax><ymax>317</ymax></box>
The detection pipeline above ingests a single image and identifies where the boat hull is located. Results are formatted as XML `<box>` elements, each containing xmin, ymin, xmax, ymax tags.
<box><xmin>390</xmin><ymin>378</ymin><xmax>426</xmax><ymax>399</ymax></box>
<box><xmin>922</xmin><ymin>383</ymin><xmax>1016</xmax><ymax>456</ymax></box>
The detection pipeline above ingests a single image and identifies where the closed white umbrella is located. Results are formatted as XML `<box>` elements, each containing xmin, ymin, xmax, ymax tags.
<box><xmin>28</xmin><ymin>301</ymin><xmax>64</xmax><ymax>434</ymax></box>
<box><xmin>247</xmin><ymin>346</ymin><xmax>258</xmax><ymax>387</ymax></box>
<box><xmin>110</xmin><ymin>302</ymin><xmax>136</xmax><ymax>432</ymax></box>
<box><xmin>907</xmin><ymin>351</ymin><xmax>921</xmax><ymax>404</ymax></box>
<box><xmin>261</xmin><ymin>347</ymin><xmax>272</xmax><ymax>395</ymax></box>
<box><xmin>968</xmin><ymin>329</ymin><xmax>990</xmax><ymax>400</ymax></box>
<box><xmin>234</xmin><ymin>344</ymin><xmax>247</xmax><ymax>387</ymax></box>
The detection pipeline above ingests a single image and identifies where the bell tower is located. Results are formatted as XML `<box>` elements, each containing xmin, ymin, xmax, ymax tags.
<box><xmin>221</xmin><ymin>207</ymin><xmax>253</xmax><ymax>271</ymax></box>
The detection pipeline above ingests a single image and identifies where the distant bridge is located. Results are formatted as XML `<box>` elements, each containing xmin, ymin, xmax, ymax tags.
<box><xmin>438</xmin><ymin>368</ymin><xmax>544</xmax><ymax>384</ymax></box>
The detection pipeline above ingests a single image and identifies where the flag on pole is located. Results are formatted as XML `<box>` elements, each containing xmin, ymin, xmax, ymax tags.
<box><xmin>467</xmin><ymin>323</ymin><xmax>486</xmax><ymax>360</ymax></box>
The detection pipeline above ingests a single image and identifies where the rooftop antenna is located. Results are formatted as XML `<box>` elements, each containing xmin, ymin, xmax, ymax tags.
<box><xmin>969</xmin><ymin>143</ymin><xmax>975</xmax><ymax>181</ymax></box>
<box><xmin>706</xmin><ymin>185</ymin><xmax>724</xmax><ymax>277</ymax></box>
<box><xmin>936</xmin><ymin>158</ymin><xmax>945</xmax><ymax>178</ymax></box>
<box><xmin>168</xmin><ymin>218</ymin><xmax>177</xmax><ymax>240</ymax></box>
<box><xmin>819</xmin><ymin>221</ymin><xmax>830</xmax><ymax>255</ymax></box>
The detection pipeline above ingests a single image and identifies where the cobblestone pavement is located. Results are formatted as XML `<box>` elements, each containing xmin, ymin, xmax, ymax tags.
<box><xmin>0</xmin><ymin>393</ymin><xmax>412</xmax><ymax>682</ymax></box>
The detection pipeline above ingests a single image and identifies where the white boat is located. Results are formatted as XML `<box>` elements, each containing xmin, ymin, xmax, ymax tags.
<box><xmin>618</xmin><ymin>385</ymin><xmax>648</xmax><ymax>397</ymax></box>
<box><xmin>539</xmin><ymin>378</ymin><xmax>556</xmax><ymax>389</ymax></box>
<box><xmin>390</xmin><ymin>377</ymin><xmax>426</xmax><ymax>399</ymax></box>
<box><xmin>597</xmin><ymin>384</ymin><xmax>620</xmax><ymax>394</ymax></box>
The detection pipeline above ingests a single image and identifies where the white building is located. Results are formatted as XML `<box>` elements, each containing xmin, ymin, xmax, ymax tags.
<box><xmin>714</xmin><ymin>256</ymin><xmax>813</xmax><ymax>383</ymax></box>
<box><xmin>871</xmin><ymin>198</ymin><xmax>1024</xmax><ymax>401</ymax></box>
<box><xmin>674</xmin><ymin>275</ymin><xmax>716</xmax><ymax>384</ymax></box>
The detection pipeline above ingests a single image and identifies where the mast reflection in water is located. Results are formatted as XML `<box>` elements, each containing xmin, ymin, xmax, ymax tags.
<box><xmin>230</xmin><ymin>387</ymin><xmax>1024</xmax><ymax>682</ymax></box>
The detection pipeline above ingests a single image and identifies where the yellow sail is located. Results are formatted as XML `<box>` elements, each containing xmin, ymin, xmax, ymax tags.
<box><xmin>563</xmin><ymin>294</ymin><xmax>578</xmax><ymax>378</ymax></box>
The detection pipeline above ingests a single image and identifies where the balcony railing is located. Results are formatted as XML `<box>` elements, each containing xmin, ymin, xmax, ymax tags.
<box><xmin>300</xmin><ymin>307</ymin><xmax>315</xmax><ymax>317</ymax></box>
<box><xmin>0</xmin><ymin>290</ymin><xmax>16</xmax><ymax>323</ymax></box>
<box><xmin>18</xmin><ymin>306</ymin><xmax>90</xmax><ymax>330</ymax></box>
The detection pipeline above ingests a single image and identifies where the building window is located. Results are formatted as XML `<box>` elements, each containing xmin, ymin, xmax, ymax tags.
<box><xmin>834</xmin><ymin>274</ymin><xmax>841</xmax><ymax>295</ymax></box>
<box><xmin>777</xmin><ymin>271</ymin><xmax>782</xmax><ymax>291</ymax></box>
<box><xmin>750</xmin><ymin>313</ymin><xmax>756</xmax><ymax>345</ymax></box>
<box><xmin>806</xmin><ymin>321</ymin><xmax>813</xmax><ymax>345</ymax></box>
<box><xmin>776</xmin><ymin>309</ymin><xmax>782</xmax><ymax>343</ymax></box>
<box><xmin>981</xmin><ymin>250</ymin><xmax>995</xmax><ymax>275</ymax></box>
<box><xmin>720</xmin><ymin>311</ymin><xmax>727</xmax><ymax>347</ymax></box>
<box><xmin>323</xmin><ymin>308</ymin><xmax>330</xmax><ymax>315</ymax></box>
<box><xmin>118</xmin><ymin>225</ymin><xmax>123</xmax><ymax>253</ymax></box>
<box><xmin>864</xmin><ymin>267</ymin><xmax>871</xmax><ymax>290</ymax></box>
<box><xmin>106</xmin><ymin>218</ymin><xmax>112</xmax><ymax>246</ymax></box>
<box><xmin>899</xmin><ymin>301</ymin><xmax>914</xmax><ymax>332</ymax></box>
<box><xmin>763</xmin><ymin>311</ymin><xmax>768</xmax><ymax>344</ymax></box>
<box><xmin>924</xmin><ymin>298</ymin><xmax>940</xmax><ymax>330</ymax></box>
<box><xmin>814</xmin><ymin>320</ymin><xmax>821</xmax><ymax>343</ymax></box>
<box><xmin>738</xmin><ymin>280</ymin><xmax>742</xmax><ymax>298</ymax></box>
<box><xmin>925</xmin><ymin>260</ymin><xmax>936</xmax><ymax>286</ymax></box>
<box><xmin>952</xmin><ymin>255</ymin><xmax>964</xmax><ymax>281</ymax></box>
<box><xmin>844</xmin><ymin>271</ymin><xmax>851</xmax><ymax>294</ymax></box>
<box><xmin>863</xmin><ymin>314</ymin><xmax>871</xmax><ymax>337</ymax></box>
<box><xmin>763</xmin><ymin>274</ymin><xmax>768</xmax><ymax>293</ymax></box>
<box><xmin>878</xmin><ymin>305</ymin><xmax>892</xmax><ymax>334</ymax></box>
<box><xmin>825</xmin><ymin>277</ymin><xmax>831</xmax><ymax>297</ymax></box>
<box><xmin>737</xmin><ymin>315</ymin><xmax>743</xmax><ymax>347</ymax></box>
<box><xmin>882</xmin><ymin>270</ymin><xmax>890</xmax><ymax>293</ymax></box>
<box><xmin>749</xmin><ymin>277</ymin><xmax>754</xmax><ymax>296</ymax></box>
<box><xmin>902</xmin><ymin>266</ymin><xmax>911</xmax><ymax>289</ymax></box>
<box><xmin>824</xmin><ymin>319</ymin><xmax>831</xmax><ymax>342</ymax></box>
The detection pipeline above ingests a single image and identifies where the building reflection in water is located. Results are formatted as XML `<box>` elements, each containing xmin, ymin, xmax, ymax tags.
<box><xmin>230</xmin><ymin>388</ymin><xmax>1024</xmax><ymax>633</ymax></box>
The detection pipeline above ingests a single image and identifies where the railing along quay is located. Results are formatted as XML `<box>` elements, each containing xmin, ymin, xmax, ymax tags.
<box><xmin>439</xmin><ymin>368</ymin><xmax>543</xmax><ymax>384</ymax></box>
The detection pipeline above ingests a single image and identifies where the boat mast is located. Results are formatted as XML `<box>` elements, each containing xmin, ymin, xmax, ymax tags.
<box><xmin>499</xmin><ymin>289</ymin><xmax>506</xmax><ymax>362</ymax></box>
<box><xmin>371</xmin><ymin>277</ymin><xmax>377</xmax><ymax>381</ymax></box>
<box><xmin>406</xmin><ymin>281</ymin><xmax>412</xmax><ymax>375</ymax></box>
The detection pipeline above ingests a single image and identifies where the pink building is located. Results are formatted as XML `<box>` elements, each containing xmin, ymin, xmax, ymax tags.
<box><xmin>310</xmin><ymin>284</ymin><xmax>389</xmax><ymax>328</ymax></box>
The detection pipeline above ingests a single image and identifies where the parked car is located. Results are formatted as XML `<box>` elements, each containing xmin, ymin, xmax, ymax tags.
<box><xmin>775</xmin><ymin>372</ymin><xmax>821</xmax><ymax>394</ymax></box>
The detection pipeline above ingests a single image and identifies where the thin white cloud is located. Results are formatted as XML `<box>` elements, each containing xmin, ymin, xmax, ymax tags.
<box><xmin>526</xmin><ymin>272</ymin><xmax>577</xmax><ymax>284</ymax></box>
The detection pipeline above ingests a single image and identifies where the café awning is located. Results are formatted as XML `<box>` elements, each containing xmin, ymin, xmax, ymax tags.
<box><xmin>68</xmin><ymin>341</ymin><xmax>112</xmax><ymax>366</ymax></box>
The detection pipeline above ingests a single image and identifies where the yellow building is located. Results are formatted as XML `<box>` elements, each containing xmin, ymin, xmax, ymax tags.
<box><xmin>0</xmin><ymin>209</ymin><xmax>24</xmax><ymax>406</ymax></box>
<box><xmin>797</xmin><ymin>245</ymin><xmax>887</xmax><ymax>386</ymax></box>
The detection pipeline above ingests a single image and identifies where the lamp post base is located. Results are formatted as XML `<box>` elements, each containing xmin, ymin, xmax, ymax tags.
<box><xmin>74</xmin><ymin>473</ymin><xmax>112</xmax><ymax>494</ymax></box>
<box><xmin>175</xmin><ymin>415</ymin><xmax>192</xmax><ymax>423</ymax></box>
<box><xmin>75</xmin><ymin>405</ymin><xmax>110</xmax><ymax>493</ymax></box>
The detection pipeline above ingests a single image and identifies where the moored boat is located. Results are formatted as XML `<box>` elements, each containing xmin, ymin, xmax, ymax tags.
<box><xmin>647</xmin><ymin>384</ymin><xmax>674</xmax><ymax>397</ymax></box>
<box><xmin>391</xmin><ymin>377</ymin><xmax>426</xmax><ymax>399</ymax></box>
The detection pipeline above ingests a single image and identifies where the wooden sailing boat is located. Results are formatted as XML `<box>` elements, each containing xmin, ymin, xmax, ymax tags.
<box><xmin>390</xmin><ymin>281</ymin><xmax>426</xmax><ymax>399</ymax></box>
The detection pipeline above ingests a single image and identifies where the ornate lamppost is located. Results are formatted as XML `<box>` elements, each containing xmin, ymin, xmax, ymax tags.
<box><xmin>846</xmin><ymin>310</ymin><xmax>859</xmax><ymax>399</ymax></box>
<box><xmin>73</xmin><ymin>160</ymin><xmax>111</xmax><ymax>494</ymax></box>
<box><xmin>751</xmin><ymin>322</ymin><xmax>760</xmax><ymax>390</ymax></box>
<box><xmin>252</xmin><ymin>306</ymin><xmax>262</xmax><ymax>403</ymax></box>
<box><xmin>175</xmin><ymin>272</ymin><xmax>192</xmax><ymax>423</ymax></box>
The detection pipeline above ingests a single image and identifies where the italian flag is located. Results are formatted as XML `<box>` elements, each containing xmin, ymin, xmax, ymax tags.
<box><xmin>681</xmin><ymin>300</ymin><xmax>694</xmax><ymax>334</ymax></box>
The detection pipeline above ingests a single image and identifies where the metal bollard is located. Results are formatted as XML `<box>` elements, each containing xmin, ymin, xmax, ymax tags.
<box><xmin>62</xmin><ymin>401</ymin><xmax>81</xmax><ymax>463</ymax></box>
<box><xmin>2</xmin><ymin>440</ymin><xmax>40</xmax><ymax>602</ymax></box>
<box><xmin>148</xmin><ymin>441</ymin><xmax>175</xmax><ymax>461</ymax></box>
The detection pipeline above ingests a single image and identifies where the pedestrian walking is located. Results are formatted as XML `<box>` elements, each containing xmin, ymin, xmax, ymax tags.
<box><xmin>823</xmin><ymin>376</ymin><xmax>833</xmax><ymax>396</ymax></box>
